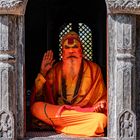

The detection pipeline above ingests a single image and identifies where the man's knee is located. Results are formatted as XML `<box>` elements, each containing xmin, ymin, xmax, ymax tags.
<box><xmin>31</xmin><ymin>101</ymin><xmax>45</xmax><ymax>117</ymax></box>
<box><xmin>90</xmin><ymin>113</ymin><xmax>107</xmax><ymax>129</ymax></box>
<box><xmin>96</xmin><ymin>113</ymin><xmax>107</xmax><ymax>128</ymax></box>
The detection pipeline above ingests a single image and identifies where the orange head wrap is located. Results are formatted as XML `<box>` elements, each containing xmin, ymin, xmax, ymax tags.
<box><xmin>61</xmin><ymin>31</ymin><xmax>82</xmax><ymax>48</ymax></box>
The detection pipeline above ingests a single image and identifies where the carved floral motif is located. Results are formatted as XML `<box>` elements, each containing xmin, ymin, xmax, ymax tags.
<box><xmin>0</xmin><ymin>0</ymin><xmax>26</xmax><ymax>15</ymax></box>
<box><xmin>107</xmin><ymin>0</ymin><xmax>140</xmax><ymax>14</ymax></box>
<box><xmin>108</xmin><ymin>0</ymin><xmax>140</xmax><ymax>9</ymax></box>
<box><xmin>0</xmin><ymin>0</ymin><xmax>23</xmax><ymax>8</ymax></box>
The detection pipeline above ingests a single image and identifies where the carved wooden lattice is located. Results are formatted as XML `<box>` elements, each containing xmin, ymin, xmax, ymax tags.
<box><xmin>79</xmin><ymin>23</ymin><xmax>93</xmax><ymax>61</ymax></box>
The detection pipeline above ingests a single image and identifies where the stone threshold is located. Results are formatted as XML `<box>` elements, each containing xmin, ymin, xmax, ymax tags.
<box><xmin>22</xmin><ymin>131</ymin><xmax>110</xmax><ymax>140</ymax></box>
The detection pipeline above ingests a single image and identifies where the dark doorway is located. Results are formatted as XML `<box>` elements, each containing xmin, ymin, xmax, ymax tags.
<box><xmin>25</xmin><ymin>0</ymin><xmax>107</xmax><ymax>131</ymax></box>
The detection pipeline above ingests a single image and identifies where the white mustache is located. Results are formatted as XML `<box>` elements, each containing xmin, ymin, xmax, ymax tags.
<box><xmin>67</xmin><ymin>56</ymin><xmax>78</xmax><ymax>58</ymax></box>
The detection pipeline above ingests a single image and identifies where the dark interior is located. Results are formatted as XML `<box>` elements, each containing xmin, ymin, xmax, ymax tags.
<box><xmin>25</xmin><ymin>0</ymin><xmax>107</xmax><ymax>131</ymax></box>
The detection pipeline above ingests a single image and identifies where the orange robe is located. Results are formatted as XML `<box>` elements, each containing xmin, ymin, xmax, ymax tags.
<box><xmin>31</xmin><ymin>59</ymin><xmax>107</xmax><ymax>137</ymax></box>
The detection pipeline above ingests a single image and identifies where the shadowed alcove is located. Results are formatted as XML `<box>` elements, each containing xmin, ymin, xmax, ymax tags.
<box><xmin>0</xmin><ymin>0</ymin><xmax>138</xmax><ymax>139</ymax></box>
<box><xmin>25</xmin><ymin>0</ymin><xmax>107</xmax><ymax>137</ymax></box>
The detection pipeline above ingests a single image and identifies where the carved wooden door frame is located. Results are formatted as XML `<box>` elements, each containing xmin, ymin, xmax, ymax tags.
<box><xmin>0</xmin><ymin>0</ymin><xmax>139</xmax><ymax>139</ymax></box>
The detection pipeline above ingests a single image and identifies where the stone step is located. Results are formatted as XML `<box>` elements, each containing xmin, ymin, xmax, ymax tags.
<box><xmin>23</xmin><ymin>131</ymin><xmax>109</xmax><ymax>140</ymax></box>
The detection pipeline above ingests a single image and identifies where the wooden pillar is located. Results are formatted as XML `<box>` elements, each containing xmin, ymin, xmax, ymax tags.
<box><xmin>0</xmin><ymin>1</ymin><xmax>27</xmax><ymax>139</ymax></box>
<box><xmin>107</xmin><ymin>14</ymin><xmax>136</xmax><ymax>140</ymax></box>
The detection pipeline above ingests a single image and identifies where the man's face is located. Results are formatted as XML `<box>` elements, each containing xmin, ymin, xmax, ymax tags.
<box><xmin>62</xmin><ymin>38</ymin><xmax>83</xmax><ymax>60</ymax></box>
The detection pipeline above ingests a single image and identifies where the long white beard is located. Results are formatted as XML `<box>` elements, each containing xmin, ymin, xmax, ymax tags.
<box><xmin>62</xmin><ymin>57</ymin><xmax>82</xmax><ymax>101</ymax></box>
<box><xmin>62</xmin><ymin>57</ymin><xmax>82</xmax><ymax>80</ymax></box>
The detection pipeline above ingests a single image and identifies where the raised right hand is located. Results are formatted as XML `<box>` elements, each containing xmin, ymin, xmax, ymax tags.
<box><xmin>40</xmin><ymin>50</ymin><xmax>55</xmax><ymax>77</ymax></box>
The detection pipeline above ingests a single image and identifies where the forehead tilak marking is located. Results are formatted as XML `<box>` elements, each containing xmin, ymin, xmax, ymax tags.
<box><xmin>63</xmin><ymin>39</ymin><xmax>80</xmax><ymax>48</ymax></box>
<box><xmin>61</xmin><ymin>32</ymin><xmax>81</xmax><ymax>45</ymax></box>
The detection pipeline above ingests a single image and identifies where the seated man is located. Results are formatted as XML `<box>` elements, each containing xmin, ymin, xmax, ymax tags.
<box><xmin>30</xmin><ymin>31</ymin><xmax>107</xmax><ymax>137</ymax></box>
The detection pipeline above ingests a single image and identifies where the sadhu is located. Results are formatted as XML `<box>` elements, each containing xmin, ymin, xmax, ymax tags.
<box><xmin>30</xmin><ymin>31</ymin><xmax>107</xmax><ymax>137</ymax></box>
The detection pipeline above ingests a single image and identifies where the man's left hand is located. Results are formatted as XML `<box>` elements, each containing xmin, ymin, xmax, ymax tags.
<box><xmin>93</xmin><ymin>100</ymin><xmax>106</xmax><ymax>113</ymax></box>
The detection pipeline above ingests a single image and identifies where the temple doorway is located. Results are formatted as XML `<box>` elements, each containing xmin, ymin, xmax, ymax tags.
<box><xmin>25</xmin><ymin>0</ymin><xmax>107</xmax><ymax>133</ymax></box>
